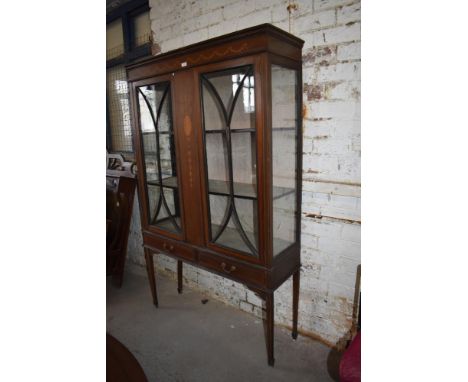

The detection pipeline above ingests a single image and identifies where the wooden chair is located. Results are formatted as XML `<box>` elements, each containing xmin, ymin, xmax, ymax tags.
<box><xmin>107</xmin><ymin>333</ymin><xmax>148</xmax><ymax>382</ymax></box>
<box><xmin>339</xmin><ymin>265</ymin><xmax>361</xmax><ymax>382</ymax></box>
<box><xmin>107</xmin><ymin>153</ymin><xmax>136</xmax><ymax>287</ymax></box>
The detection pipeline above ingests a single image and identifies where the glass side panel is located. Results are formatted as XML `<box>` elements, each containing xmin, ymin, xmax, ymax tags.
<box><xmin>137</xmin><ymin>82</ymin><xmax>182</xmax><ymax>234</ymax></box>
<box><xmin>201</xmin><ymin>65</ymin><xmax>258</xmax><ymax>257</ymax></box>
<box><xmin>271</xmin><ymin>65</ymin><xmax>298</xmax><ymax>256</ymax></box>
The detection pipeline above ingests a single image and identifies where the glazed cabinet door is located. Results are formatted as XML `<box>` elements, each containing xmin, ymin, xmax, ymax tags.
<box><xmin>132</xmin><ymin>76</ymin><xmax>184</xmax><ymax>238</ymax></box>
<box><xmin>198</xmin><ymin>59</ymin><xmax>263</xmax><ymax>262</ymax></box>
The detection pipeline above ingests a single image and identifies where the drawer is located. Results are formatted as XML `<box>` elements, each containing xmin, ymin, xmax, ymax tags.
<box><xmin>198</xmin><ymin>251</ymin><xmax>266</xmax><ymax>288</ymax></box>
<box><xmin>144</xmin><ymin>234</ymin><xmax>196</xmax><ymax>262</ymax></box>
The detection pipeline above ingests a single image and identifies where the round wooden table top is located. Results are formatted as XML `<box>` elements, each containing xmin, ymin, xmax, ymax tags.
<box><xmin>107</xmin><ymin>333</ymin><xmax>148</xmax><ymax>382</ymax></box>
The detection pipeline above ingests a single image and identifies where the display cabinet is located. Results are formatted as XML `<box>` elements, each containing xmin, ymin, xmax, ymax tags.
<box><xmin>127</xmin><ymin>24</ymin><xmax>304</xmax><ymax>366</ymax></box>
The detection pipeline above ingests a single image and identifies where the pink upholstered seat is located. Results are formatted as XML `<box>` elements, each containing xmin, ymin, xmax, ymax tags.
<box><xmin>339</xmin><ymin>332</ymin><xmax>361</xmax><ymax>382</ymax></box>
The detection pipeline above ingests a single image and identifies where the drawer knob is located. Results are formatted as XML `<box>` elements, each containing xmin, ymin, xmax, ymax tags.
<box><xmin>221</xmin><ymin>262</ymin><xmax>236</xmax><ymax>274</ymax></box>
<box><xmin>163</xmin><ymin>243</ymin><xmax>174</xmax><ymax>252</ymax></box>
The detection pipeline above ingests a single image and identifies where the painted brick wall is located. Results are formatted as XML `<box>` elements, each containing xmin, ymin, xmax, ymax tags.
<box><xmin>126</xmin><ymin>0</ymin><xmax>361</xmax><ymax>346</ymax></box>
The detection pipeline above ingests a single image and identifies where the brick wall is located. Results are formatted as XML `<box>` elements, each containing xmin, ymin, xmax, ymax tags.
<box><xmin>126</xmin><ymin>0</ymin><xmax>361</xmax><ymax>346</ymax></box>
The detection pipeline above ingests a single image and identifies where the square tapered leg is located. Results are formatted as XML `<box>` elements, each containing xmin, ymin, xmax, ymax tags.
<box><xmin>265</xmin><ymin>291</ymin><xmax>275</xmax><ymax>366</ymax></box>
<box><xmin>144</xmin><ymin>248</ymin><xmax>158</xmax><ymax>307</ymax></box>
<box><xmin>292</xmin><ymin>269</ymin><xmax>300</xmax><ymax>339</ymax></box>
<box><xmin>177</xmin><ymin>260</ymin><xmax>183</xmax><ymax>294</ymax></box>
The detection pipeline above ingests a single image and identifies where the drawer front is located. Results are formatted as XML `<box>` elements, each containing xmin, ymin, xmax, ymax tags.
<box><xmin>144</xmin><ymin>234</ymin><xmax>196</xmax><ymax>262</ymax></box>
<box><xmin>198</xmin><ymin>251</ymin><xmax>266</xmax><ymax>288</ymax></box>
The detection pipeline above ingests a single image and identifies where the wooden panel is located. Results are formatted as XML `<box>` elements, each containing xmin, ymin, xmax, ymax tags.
<box><xmin>198</xmin><ymin>250</ymin><xmax>266</xmax><ymax>288</ymax></box>
<box><xmin>143</xmin><ymin>232</ymin><xmax>196</xmax><ymax>262</ymax></box>
<box><xmin>172</xmin><ymin>69</ymin><xmax>206</xmax><ymax>246</ymax></box>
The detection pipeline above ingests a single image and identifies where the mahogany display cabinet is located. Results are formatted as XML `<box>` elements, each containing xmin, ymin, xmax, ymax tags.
<box><xmin>127</xmin><ymin>24</ymin><xmax>304</xmax><ymax>366</ymax></box>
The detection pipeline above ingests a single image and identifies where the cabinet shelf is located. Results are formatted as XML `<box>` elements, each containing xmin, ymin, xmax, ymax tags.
<box><xmin>272</xmin><ymin>127</ymin><xmax>296</xmax><ymax>131</ymax></box>
<box><xmin>204</xmin><ymin>127</ymin><xmax>295</xmax><ymax>135</ymax></box>
<box><xmin>211</xmin><ymin>224</ymin><xmax>292</xmax><ymax>255</ymax></box>
<box><xmin>147</xmin><ymin>176</ymin><xmax>179</xmax><ymax>189</ymax></box>
<box><xmin>208</xmin><ymin>179</ymin><xmax>294</xmax><ymax>200</ymax></box>
<box><xmin>153</xmin><ymin>216</ymin><xmax>182</xmax><ymax>231</ymax></box>
<box><xmin>205</xmin><ymin>128</ymin><xmax>256</xmax><ymax>134</ymax></box>
<box><xmin>148</xmin><ymin>177</ymin><xmax>294</xmax><ymax>200</ymax></box>
<box><xmin>142</xmin><ymin>130</ymin><xmax>173</xmax><ymax>135</ymax></box>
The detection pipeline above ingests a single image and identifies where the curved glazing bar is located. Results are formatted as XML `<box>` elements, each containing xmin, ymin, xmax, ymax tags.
<box><xmin>201</xmin><ymin>66</ymin><xmax>258</xmax><ymax>256</ymax></box>
<box><xmin>138</xmin><ymin>85</ymin><xmax>181</xmax><ymax>232</ymax></box>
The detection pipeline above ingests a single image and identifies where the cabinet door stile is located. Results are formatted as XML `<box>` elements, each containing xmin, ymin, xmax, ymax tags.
<box><xmin>129</xmin><ymin>81</ymin><xmax>151</xmax><ymax>233</ymax></box>
<box><xmin>168</xmin><ymin>74</ymin><xmax>188</xmax><ymax>241</ymax></box>
<box><xmin>172</xmin><ymin>70</ymin><xmax>205</xmax><ymax>246</ymax></box>
<box><xmin>254</xmin><ymin>53</ymin><xmax>272</xmax><ymax>267</ymax></box>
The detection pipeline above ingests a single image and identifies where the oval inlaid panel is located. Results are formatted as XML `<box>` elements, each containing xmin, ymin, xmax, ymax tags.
<box><xmin>183</xmin><ymin>115</ymin><xmax>192</xmax><ymax>137</ymax></box>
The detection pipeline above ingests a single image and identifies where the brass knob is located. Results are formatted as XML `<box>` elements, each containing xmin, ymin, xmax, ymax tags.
<box><xmin>221</xmin><ymin>262</ymin><xmax>236</xmax><ymax>274</ymax></box>
<box><xmin>163</xmin><ymin>243</ymin><xmax>174</xmax><ymax>252</ymax></box>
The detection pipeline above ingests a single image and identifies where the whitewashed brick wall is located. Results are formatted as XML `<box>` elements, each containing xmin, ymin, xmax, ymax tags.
<box><xmin>126</xmin><ymin>0</ymin><xmax>361</xmax><ymax>346</ymax></box>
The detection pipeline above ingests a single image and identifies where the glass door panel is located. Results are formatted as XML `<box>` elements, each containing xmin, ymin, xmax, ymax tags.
<box><xmin>230</xmin><ymin>71</ymin><xmax>255</xmax><ymax>131</ymax></box>
<box><xmin>137</xmin><ymin>82</ymin><xmax>182</xmax><ymax>234</ymax></box>
<box><xmin>201</xmin><ymin>65</ymin><xmax>258</xmax><ymax>257</ymax></box>
<box><xmin>271</xmin><ymin>65</ymin><xmax>298</xmax><ymax>256</ymax></box>
<box><xmin>231</xmin><ymin>128</ymin><xmax>257</xmax><ymax>186</ymax></box>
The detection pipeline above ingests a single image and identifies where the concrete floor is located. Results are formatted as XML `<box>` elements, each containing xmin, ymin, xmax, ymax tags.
<box><xmin>107</xmin><ymin>266</ymin><xmax>339</xmax><ymax>382</ymax></box>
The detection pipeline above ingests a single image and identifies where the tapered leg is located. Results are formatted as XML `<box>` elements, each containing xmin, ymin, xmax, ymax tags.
<box><xmin>292</xmin><ymin>269</ymin><xmax>300</xmax><ymax>339</ymax></box>
<box><xmin>177</xmin><ymin>260</ymin><xmax>183</xmax><ymax>294</ymax></box>
<box><xmin>265</xmin><ymin>291</ymin><xmax>275</xmax><ymax>366</ymax></box>
<box><xmin>144</xmin><ymin>248</ymin><xmax>158</xmax><ymax>307</ymax></box>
